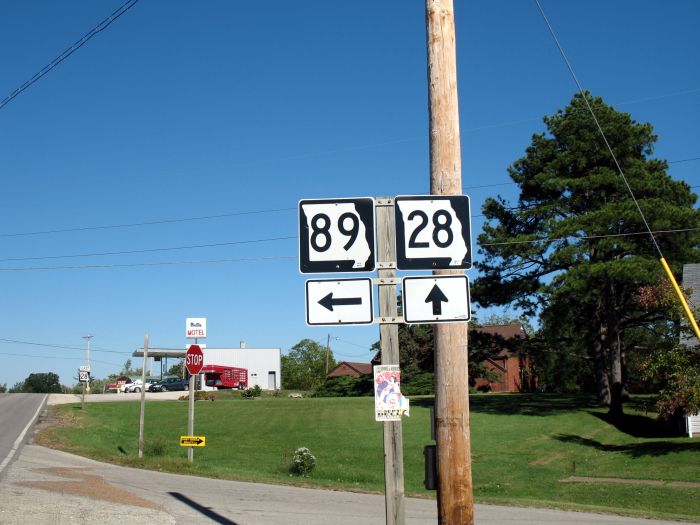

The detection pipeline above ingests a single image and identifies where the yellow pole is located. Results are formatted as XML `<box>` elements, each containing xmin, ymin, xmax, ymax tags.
<box><xmin>660</xmin><ymin>257</ymin><xmax>700</xmax><ymax>340</ymax></box>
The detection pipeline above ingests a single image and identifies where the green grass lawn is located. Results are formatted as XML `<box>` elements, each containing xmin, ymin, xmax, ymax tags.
<box><xmin>37</xmin><ymin>394</ymin><xmax>700</xmax><ymax>521</ymax></box>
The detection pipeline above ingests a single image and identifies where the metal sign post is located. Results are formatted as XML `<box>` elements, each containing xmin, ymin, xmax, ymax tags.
<box><xmin>376</xmin><ymin>198</ymin><xmax>405</xmax><ymax>525</ymax></box>
<box><xmin>185</xmin><ymin>343</ymin><xmax>204</xmax><ymax>463</ymax></box>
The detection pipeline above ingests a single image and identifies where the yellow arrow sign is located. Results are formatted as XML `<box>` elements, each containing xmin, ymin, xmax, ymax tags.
<box><xmin>180</xmin><ymin>435</ymin><xmax>206</xmax><ymax>447</ymax></box>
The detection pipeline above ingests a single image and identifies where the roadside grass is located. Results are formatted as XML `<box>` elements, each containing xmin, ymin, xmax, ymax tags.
<box><xmin>36</xmin><ymin>394</ymin><xmax>700</xmax><ymax>521</ymax></box>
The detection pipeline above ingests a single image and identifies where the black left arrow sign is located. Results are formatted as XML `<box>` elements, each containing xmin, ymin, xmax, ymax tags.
<box><xmin>319</xmin><ymin>293</ymin><xmax>362</xmax><ymax>312</ymax></box>
<box><xmin>425</xmin><ymin>284</ymin><xmax>448</xmax><ymax>315</ymax></box>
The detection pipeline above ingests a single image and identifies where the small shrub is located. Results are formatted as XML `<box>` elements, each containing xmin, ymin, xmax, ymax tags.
<box><xmin>179</xmin><ymin>391</ymin><xmax>216</xmax><ymax>401</ymax></box>
<box><xmin>144</xmin><ymin>436</ymin><xmax>167</xmax><ymax>457</ymax></box>
<box><xmin>290</xmin><ymin>447</ymin><xmax>316</xmax><ymax>476</ymax></box>
<box><xmin>242</xmin><ymin>385</ymin><xmax>262</xmax><ymax>399</ymax></box>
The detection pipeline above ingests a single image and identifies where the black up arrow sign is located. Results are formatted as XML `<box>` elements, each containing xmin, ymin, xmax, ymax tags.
<box><xmin>319</xmin><ymin>293</ymin><xmax>362</xmax><ymax>312</ymax></box>
<box><xmin>425</xmin><ymin>284</ymin><xmax>449</xmax><ymax>315</ymax></box>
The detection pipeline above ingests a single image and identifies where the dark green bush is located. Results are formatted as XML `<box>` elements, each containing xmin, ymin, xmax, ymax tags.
<box><xmin>242</xmin><ymin>385</ymin><xmax>262</xmax><ymax>398</ymax></box>
<box><xmin>401</xmin><ymin>372</ymin><xmax>435</xmax><ymax>395</ymax></box>
<box><xmin>312</xmin><ymin>375</ymin><xmax>373</xmax><ymax>397</ymax></box>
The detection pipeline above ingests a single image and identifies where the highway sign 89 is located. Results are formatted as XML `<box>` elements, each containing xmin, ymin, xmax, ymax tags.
<box><xmin>298</xmin><ymin>198</ymin><xmax>376</xmax><ymax>274</ymax></box>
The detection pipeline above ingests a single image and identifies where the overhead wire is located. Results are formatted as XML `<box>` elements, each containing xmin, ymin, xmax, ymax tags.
<box><xmin>0</xmin><ymin>207</ymin><xmax>295</xmax><ymax>238</ymax></box>
<box><xmin>0</xmin><ymin>0</ymin><xmax>139</xmax><ymax>111</ymax></box>
<box><xmin>0</xmin><ymin>352</ymin><xmax>121</xmax><ymax>367</ymax></box>
<box><xmin>0</xmin><ymin>235</ymin><xmax>295</xmax><ymax>262</ymax></box>
<box><xmin>533</xmin><ymin>0</ymin><xmax>700</xmax><ymax>339</ymax></box>
<box><xmin>534</xmin><ymin>0</ymin><xmax>661</xmax><ymax>257</ymax></box>
<box><xmin>1</xmin><ymin>168</ymin><xmax>697</xmax><ymax>240</ymax></box>
<box><xmin>1</xmin><ymin>228</ymin><xmax>700</xmax><ymax>271</ymax></box>
<box><xmin>0</xmin><ymin>337</ymin><xmax>130</xmax><ymax>355</ymax></box>
<box><xmin>0</xmin><ymin>255</ymin><xmax>296</xmax><ymax>272</ymax></box>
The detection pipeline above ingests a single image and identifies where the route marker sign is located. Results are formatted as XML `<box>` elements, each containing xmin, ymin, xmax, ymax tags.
<box><xmin>306</xmin><ymin>278</ymin><xmax>373</xmax><ymax>325</ymax></box>
<box><xmin>180</xmin><ymin>435</ymin><xmax>206</xmax><ymax>447</ymax></box>
<box><xmin>78</xmin><ymin>371</ymin><xmax>90</xmax><ymax>383</ymax></box>
<box><xmin>185</xmin><ymin>344</ymin><xmax>204</xmax><ymax>375</ymax></box>
<box><xmin>299</xmin><ymin>197</ymin><xmax>376</xmax><ymax>273</ymax></box>
<box><xmin>394</xmin><ymin>195</ymin><xmax>471</xmax><ymax>270</ymax></box>
<box><xmin>402</xmin><ymin>275</ymin><xmax>471</xmax><ymax>324</ymax></box>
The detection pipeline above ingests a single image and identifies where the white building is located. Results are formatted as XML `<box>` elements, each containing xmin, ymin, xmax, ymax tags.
<box><xmin>201</xmin><ymin>342</ymin><xmax>281</xmax><ymax>390</ymax></box>
<box><xmin>133</xmin><ymin>340</ymin><xmax>281</xmax><ymax>391</ymax></box>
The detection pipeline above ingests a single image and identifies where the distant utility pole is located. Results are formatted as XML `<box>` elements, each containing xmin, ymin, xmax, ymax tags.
<box><xmin>138</xmin><ymin>333</ymin><xmax>149</xmax><ymax>459</ymax></box>
<box><xmin>83</xmin><ymin>335</ymin><xmax>93</xmax><ymax>394</ymax></box>
<box><xmin>426</xmin><ymin>1</ymin><xmax>474</xmax><ymax>524</ymax></box>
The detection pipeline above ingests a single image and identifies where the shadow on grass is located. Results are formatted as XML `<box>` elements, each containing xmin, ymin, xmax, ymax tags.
<box><xmin>169</xmin><ymin>492</ymin><xmax>241</xmax><ymax>525</ymax></box>
<box><xmin>468</xmin><ymin>394</ymin><xmax>597</xmax><ymax>416</ymax></box>
<box><xmin>589</xmin><ymin>411</ymin><xmax>678</xmax><ymax>439</ymax></box>
<box><xmin>553</xmin><ymin>434</ymin><xmax>700</xmax><ymax>458</ymax></box>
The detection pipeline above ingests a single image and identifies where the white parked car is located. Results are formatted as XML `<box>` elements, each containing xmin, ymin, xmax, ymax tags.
<box><xmin>125</xmin><ymin>378</ymin><xmax>158</xmax><ymax>393</ymax></box>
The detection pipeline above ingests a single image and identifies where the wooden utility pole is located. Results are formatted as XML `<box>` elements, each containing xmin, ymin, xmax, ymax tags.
<box><xmin>138</xmin><ymin>333</ymin><xmax>148</xmax><ymax>459</ymax></box>
<box><xmin>426</xmin><ymin>1</ymin><xmax>474</xmax><ymax>524</ymax></box>
<box><xmin>376</xmin><ymin>198</ymin><xmax>405</xmax><ymax>525</ymax></box>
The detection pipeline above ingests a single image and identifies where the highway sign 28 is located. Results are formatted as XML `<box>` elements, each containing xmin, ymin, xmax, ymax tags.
<box><xmin>299</xmin><ymin>198</ymin><xmax>375</xmax><ymax>273</ymax></box>
<box><xmin>395</xmin><ymin>195</ymin><xmax>471</xmax><ymax>270</ymax></box>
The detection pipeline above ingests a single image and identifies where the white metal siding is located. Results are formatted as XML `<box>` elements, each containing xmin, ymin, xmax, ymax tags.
<box><xmin>202</xmin><ymin>348</ymin><xmax>281</xmax><ymax>390</ymax></box>
<box><xmin>688</xmin><ymin>414</ymin><xmax>700</xmax><ymax>438</ymax></box>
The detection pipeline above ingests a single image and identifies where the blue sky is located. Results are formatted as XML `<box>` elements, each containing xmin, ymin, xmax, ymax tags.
<box><xmin>1</xmin><ymin>1</ymin><xmax>699</xmax><ymax>388</ymax></box>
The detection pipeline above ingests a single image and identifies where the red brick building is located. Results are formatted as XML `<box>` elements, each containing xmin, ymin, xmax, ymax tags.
<box><xmin>327</xmin><ymin>361</ymin><xmax>373</xmax><ymax>378</ymax></box>
<box><xmin>330</xmin><ymin>323</ymin><xmax>535</xmax><ymax>393</ymax></box>
<box><xmin>472</xmin><ymin>323</ymin><xmax>535</xmax><ymax>393</ymax></box>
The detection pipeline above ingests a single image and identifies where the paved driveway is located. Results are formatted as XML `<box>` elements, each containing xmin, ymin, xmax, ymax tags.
<box><xmin>0</xmin><ymin>443</ymin><xmax>692</xmax><ymax>525</ymax></box>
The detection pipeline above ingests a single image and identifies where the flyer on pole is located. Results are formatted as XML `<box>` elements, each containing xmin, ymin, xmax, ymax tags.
<box><xmin>374</xmin><ymin>365</ymin><xmax>410</xmax><ymax>421</ymax></box>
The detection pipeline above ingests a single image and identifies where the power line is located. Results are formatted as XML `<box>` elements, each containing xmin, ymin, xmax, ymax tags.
<box><xmin>480</xmin><ymin>227</ymin><xmax>700</xmax><ymax>248</ymax></box>
<box><xmin>0</xmin><ymin>235</ymin><xmax>295</xmax><ymax>262</ymax></box>
<box><xmin>0</xmin><ymin>337</ymin><xmax>129</xmax><ymax>355</ymax></box>
<box><xmin>534</xmin><ymin>0</ymin><xmax>662</xmax><ymax>258</ymax></box>
<box><xmin>334</xmin><ymin>337</ymin><xmax>374</xmax><ymax>351</ymax></box>
<box><xmin>0</xmin><ymin>351</ymin><xmax>121</xmax><ymax>367</ymax></box>
<box><xmin>0</xmin><ymin>0</ymin><xmax>140</xmax><ymax>111</ymax></box>
<box><xmin>0</xmin><ymin>255</ymin><xmax>296</xmax><ymax>272</ymax></box>
<box><xmin>0</xmin><ymin>207</ymin><xmax>296</xmax><ymax>238</ymax></box>
<box><xmin>4</xmin><ymin>170</ymin><xmax>698</xmax><ymax>240</ymax></box>
<box><xmin>0</xmin><ymin>228</ymin><xmax>699</xmax><ymax>272</ymax></box>
<box><xmin>670</xmin><ymin>157</ymin><xmax>700</xmax><ymax>165</ymax></box>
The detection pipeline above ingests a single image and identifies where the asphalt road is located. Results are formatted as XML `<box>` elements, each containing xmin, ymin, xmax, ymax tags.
<box><xmin>0</xmin><ymin>393</ymin><xmax>694</xmax><ymax>524</ymax></box>
<box><xmin>0</xmin><ymin>393</ymin><xmax>46</xmax><ymax>477</ymax></box>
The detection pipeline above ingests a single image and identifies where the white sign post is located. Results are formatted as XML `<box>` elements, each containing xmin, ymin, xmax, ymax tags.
<box><xmin>402</xmin><ymin>275</ymin><xmax>471</xmax><ymax>324</ymax></box>
<box><xmin>186</xmin><ymin>318</ymin><xmax>207</xmax><ymax>339</ymax></box>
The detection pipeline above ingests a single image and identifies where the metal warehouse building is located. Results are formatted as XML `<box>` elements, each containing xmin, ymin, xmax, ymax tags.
<box><xmin>132</xmin><ymin>341</ymin><xmax>281</xmax><ymax>391</ymax></box>
<box><xmin>202</xmin><ymin>342</ymin><xmax>281</xmax><ymax>390</ymax></box>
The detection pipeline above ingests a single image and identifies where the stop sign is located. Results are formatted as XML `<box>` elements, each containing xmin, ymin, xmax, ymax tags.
<box><xmin>185</xmin><ymin>344</ymin><xmax>204</xmax><ymax>375</ymax></box>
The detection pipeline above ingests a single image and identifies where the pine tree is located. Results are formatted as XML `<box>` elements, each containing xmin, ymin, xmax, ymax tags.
<box><xmin>475</xmin><ymin>92</ymin><xmax>700</xmax><ymax>417</ymax></box>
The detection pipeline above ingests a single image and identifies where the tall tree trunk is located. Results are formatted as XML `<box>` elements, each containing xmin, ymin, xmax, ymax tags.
<box><xmin>608</xmin><ymin>326</ymin><xmax>624</xmax><ymax>419</ymax></box>
<box><xmin>593</xmin><ymin>297</ymin><xmax>611</xmax><ymax>406</ymax></box>
<box><xmin>607</xmin><ymin>282</ymin><xmax>624</xmax><ymax>420</ymax></box>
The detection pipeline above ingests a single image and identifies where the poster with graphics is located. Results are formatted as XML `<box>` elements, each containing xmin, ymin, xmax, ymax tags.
<box><xmin>374</xmin><ymin>365</ymin><xmax>410</xmax><ymax>421</ymax></box>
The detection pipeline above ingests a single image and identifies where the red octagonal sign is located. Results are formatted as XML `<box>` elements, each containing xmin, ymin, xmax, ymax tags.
<box><xmin>185</xmin><ymin>344</ymin><xmax>204</xmax><ymax>375</ymax></box>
